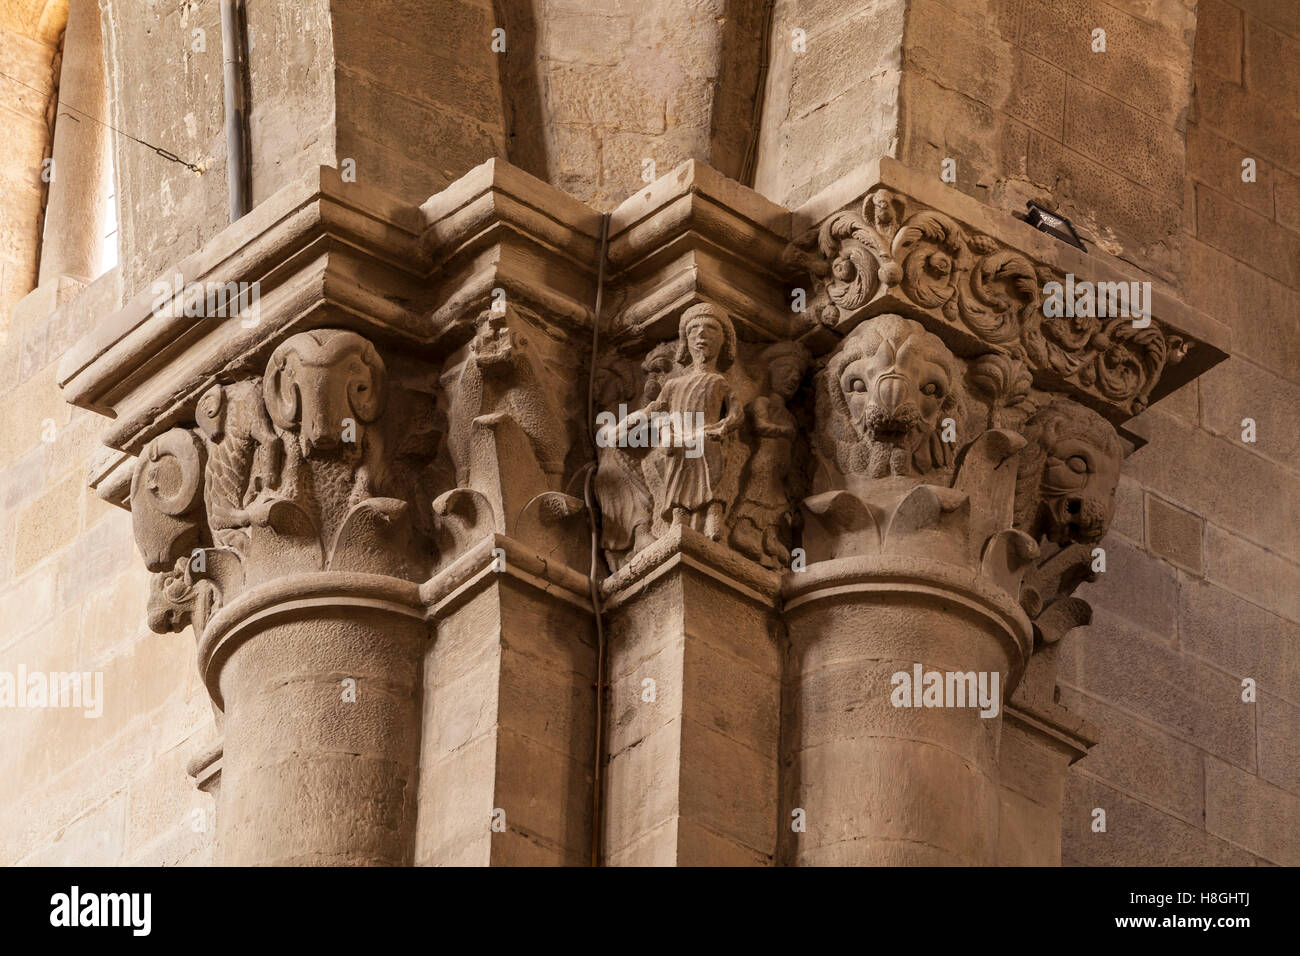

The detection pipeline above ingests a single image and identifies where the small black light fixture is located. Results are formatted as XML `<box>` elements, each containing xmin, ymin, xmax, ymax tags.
<box><xmin>1024</xmin><ymin>200</ymin><xmax>1086</xmax><ymax>252</ymax></box>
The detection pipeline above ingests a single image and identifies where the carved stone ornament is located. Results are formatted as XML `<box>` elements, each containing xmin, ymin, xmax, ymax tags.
<box><xmin>130</xmin><ymin>328</ymin><xmax>448</xmax><ymax>640</ymax></box>
<box><xmin>817</xmin><ymin>313</ymin><xmax>965</xmax><ymax>481</ymax></box>
<box><xmin>442</xmin><ymin>302</ymin><xmax>589</xmax><ymax>567</ymax></box>
<box><xmin>802</xmin><ymin>309</ymin><xmax>1125</xmax><ymax>654</ymax></box>
<box><xmin>593</xmin><ymin>302</ymin><xmax>811</xmax><ymax>572</ymax></box>
<box><xmin>787</xmin><ymin>187</ymin><xmax>1190</xmax><ymax>416</ymax></box>
<box><xmin>67</xmin><ymin>154</ymin><xmax>1231</xmax><ymax>868</ymax></box>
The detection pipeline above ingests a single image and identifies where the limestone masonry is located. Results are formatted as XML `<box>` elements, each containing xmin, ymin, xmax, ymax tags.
<box><xmin>0</xmin><ymin>0</ymin><xmax>1296</xmax><ymax>867</ymax></box>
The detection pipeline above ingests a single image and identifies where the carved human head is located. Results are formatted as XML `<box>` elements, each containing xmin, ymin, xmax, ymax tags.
<box><xmin>264</xmin><ymin>329</ymin><xmax>387</xmax><ymax>458</ymax></box>
<box><xmin>675</xmin><ymin>302</ymin><xmax>737</xmax><ymax>371</ymax></box>
<box><xmin>641</xmin><ymin>341</ymin><xmax>679</xmax><ymax>402</ymax></box>
<box><xmin>471</xmin><ymin>306</ymin><xmax>519</xmax><ymax>368</ymax></box>
<box><xmin>1018</xmin><ymin>399</ymin><xmax>1123</xmax><ymax>545</ymax></box>
<box><xmin>828</xmin><ymin>314</ymin><xmax>962</xmax><ymax>476</ymax></box>
<box><xmin>761</xmin><ymin>340</ymin><xmax>811</xmax><ymax>401</ymax></box>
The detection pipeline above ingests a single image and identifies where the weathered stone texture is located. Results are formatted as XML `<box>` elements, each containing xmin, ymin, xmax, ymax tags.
<box><xmin>0</xmin><ymin>0</ymin><xmax>1295</xmax><ymax>870</ymax></box>
<box><xmin>755</xmin><ymin>0</ymin><xmax>906</xmax><ymax>208</ymax></box>
<box><xmin>1144</xmin><ymin>493</ymin><xmax>1204</xmax><ymax>574</ymax></box>
<box><xmin>0</xmin><ymin>3</ymin><xmax>215</xmax><ymax>856</ymax></box>
<box><xmin>1062</xmin><ymin>0</ymin><xmax>1300</xmax><ymax>869</ymax></box>
<box><xmin>0</xmin><ymin>7</ymin><xmax>61</xmax><ymax>338</ymax></box>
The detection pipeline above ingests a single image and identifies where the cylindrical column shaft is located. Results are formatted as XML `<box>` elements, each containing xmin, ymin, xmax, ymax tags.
<box><xmin>39</xmin><ymin>0</ymin><xmax>111</xmax><ymax>286</ymax></box>
<box><xmin>202</xmin><ymin>578</ymin><xmax>426</xmax><ymax>866</ymax></box>
<box><xmin>781</xmin><ymin>560</ymin><xmax>1030</xmax><ymax>865</ymax></box>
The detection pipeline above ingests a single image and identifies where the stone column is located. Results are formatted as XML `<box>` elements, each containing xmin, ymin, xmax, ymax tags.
<box><xmin>782</xmin><ymin>501</ymin><xmax>1033</xmax><ymax>864</ymax></box>
<box><xmin>771</xmin><ymin>314</ymin><xmax>1130</xmax><ymax>864</ymax></box>
<box><xmin>769</xmin><ymin>160</ymin><xmax>1215</xmax><ymax>866</ymax></box>
<box><xmin>62</xmin><ymin>155</ymin><xmax>1227</xmax><ymax>867</ymax></box>
<box><xmin>995</xmin><ymin>548</ymin><xmax>1103</xmax><ymax>865</ymax></box>
<box><xmin>202</xmin><ymin>575</ymin><xmax>427</xmax><ymax>865</ymax></box>
<box><xmin>600</xmin><ymin>527</ymin><xmax>781</xmax><ymax>865</ymax></box>
<box><xmin>129</xmin><ymin>328</ymin><xmax>440</xmax><ymax>865</ymax></box>
<box><xmin>64</xmin><ymin>161</ymin><xmax>608</xmax><ymax>868</ymax></box>
<box><xmin>38</xmin><ymin>0</ymin><xmax>110</xmax><ymax>288</ymax></box>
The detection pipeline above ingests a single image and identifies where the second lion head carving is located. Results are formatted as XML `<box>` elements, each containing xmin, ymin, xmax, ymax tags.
<box><xmin>1014</xmin><ymin>399</ymin><xmax>1123</xmax><ymax>546</ymax></box>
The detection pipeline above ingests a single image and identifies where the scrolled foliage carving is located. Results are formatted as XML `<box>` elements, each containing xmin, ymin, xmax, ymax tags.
<box><xmin>790</xmin><ymin>187</ymin><xmax>1191</xmax><ymax>416</ymax></box>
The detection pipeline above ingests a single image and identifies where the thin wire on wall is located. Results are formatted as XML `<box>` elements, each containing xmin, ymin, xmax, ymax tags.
<box><xmin>583</xmin><ymin>211</ymin><xmax>612</xmax><ymax>867</ymax></box>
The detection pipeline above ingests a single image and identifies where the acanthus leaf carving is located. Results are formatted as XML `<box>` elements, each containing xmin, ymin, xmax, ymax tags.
<box><xmin>803</xmin><ymin>307</ymin><xmax>1124</xmax><ymax>618</ymax></box>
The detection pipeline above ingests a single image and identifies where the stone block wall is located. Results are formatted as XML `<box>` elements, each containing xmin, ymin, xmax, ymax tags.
<box><xmin>1058</xmin><ymin>0</ymin><xmax>1300</xmax><ymax>866</ymax></box>
<box><xmin>0</xmin><ymin>0</ymin><xmax>1295</xmax><ymax>867</ymax></box>
<box><xmin>0</xmin><ymin>267</ymin><xmax>217</xmax><ymax>865</ymax></box>
<box><xmin>897</xmin><ymin>0</ymin><xmax>1197</xmax><ymax>282</ymax></box>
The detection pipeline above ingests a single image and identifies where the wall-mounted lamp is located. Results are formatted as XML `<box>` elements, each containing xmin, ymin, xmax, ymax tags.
<box><xmin>1025</xmin><ymin>201</ymin><xmax>1086</xmax><ymax>251</ymax></box>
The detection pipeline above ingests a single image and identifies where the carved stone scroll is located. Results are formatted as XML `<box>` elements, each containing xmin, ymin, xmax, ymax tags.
<box><xmin>130</xmin><ymin>328</ymin><xmax>446</xmax><ymax>640</ymax></box>
<box><xmin>788</xmin><ymin>187</ymin><xmax>1193</xmax><ymax>417</ymax></box>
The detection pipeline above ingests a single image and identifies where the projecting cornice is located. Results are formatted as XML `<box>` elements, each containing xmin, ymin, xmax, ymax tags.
<box><xmin>603</xmin><ymin>160</ymin><xmax>796</xmax><ymax>346</ymax></box>
<box><xmin>419</xmin><ymin>158</ymin><xmax>603</xmax><ymax>344</ymax></box>
<box><xmin>785</xmin><ymin>158</ymin><xmax>1230</xmax><ymax>424</ymax></box>
<box><xmin>57</xmin><ymin>166</ymin><xmax>430</xmax><ymax>477</ymax></box>
<box><xmin>58</xmin><ymin>156</ymin><xmax>1228</xmax><ymax>512</ymax></box>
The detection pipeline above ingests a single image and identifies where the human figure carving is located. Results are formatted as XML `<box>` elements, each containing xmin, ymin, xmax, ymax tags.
<box><xmin>730</xmin><ymin>340</ymin><xmax>810</xmax><ymax>568</ymax></box>
<box><xmin>601</xmin><ymin>303</ymin><xmax>743</xmax><ymax>541</ymax></box>
<box><xmin>640</xmin><ymin>340</ymin><xmax>679</xmax><ymax>401</ymax></box>
<box><xmin>656</xmin><ymin>304</ymin><xmax>744</xmax><ymax>539</ymax></box>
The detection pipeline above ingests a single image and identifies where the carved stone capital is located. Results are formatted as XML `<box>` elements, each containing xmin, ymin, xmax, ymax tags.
<box><xmin>591</xmin><ymin>302</ymin><xmax>813</xmax><ymax>572</ymax></box>
<box><xmin>786</xmin><ymin>158</ymin><xmax>1228</xmax><ymax>425</ymax></box>
<box><xmin>58</xmin><ymin>153</ymin><xmax>1230</xmax><ymax>867</ymax></box>
<box><xmin>128</xmin><ymin>327</ymin><xmax>442</xmax><ymax>642</ymax></box>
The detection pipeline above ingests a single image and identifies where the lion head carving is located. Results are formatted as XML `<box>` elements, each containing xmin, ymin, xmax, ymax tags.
<box><xmin>1015</xmin><ymin>399</ymin><xmax>1123</xmax><ymax>545</ymax></box>
<box><xmin>825</xmin><ymin>314</ymin><xmax>964</xmax><ymax>478</ymax></box>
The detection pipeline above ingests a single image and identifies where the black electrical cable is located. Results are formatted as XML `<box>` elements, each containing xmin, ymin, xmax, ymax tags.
<box><xmin>584</xmin><ymin>211</ymin><xmax>612</xmax><ymax>867</ymax></box>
